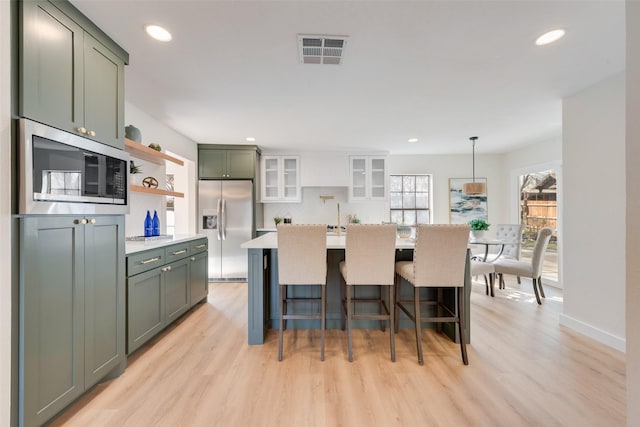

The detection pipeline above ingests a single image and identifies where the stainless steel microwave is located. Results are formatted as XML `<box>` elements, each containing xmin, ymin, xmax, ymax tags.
<box><xmin>19</xmin><ymin>119</ymin><xmax>129</xmax><ymax>214</ymax></box>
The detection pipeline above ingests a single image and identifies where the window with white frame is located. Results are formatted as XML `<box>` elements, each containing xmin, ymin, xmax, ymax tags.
<box><xmin>389</xmin><ymin>175</ymin><xmax>432</xmax><ymax>226</ymax></box>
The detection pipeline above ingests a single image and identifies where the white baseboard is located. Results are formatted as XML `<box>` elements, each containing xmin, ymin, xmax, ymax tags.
<box><xmin>559</xmin><ymin>314</ymin><xmax>626</xmax><ymax>352</ymax></box>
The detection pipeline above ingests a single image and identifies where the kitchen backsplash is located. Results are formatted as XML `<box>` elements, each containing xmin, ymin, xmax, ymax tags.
<box><xmin>262</xmin><ymin>187</ymin><xmax>388</xmax><ymax>227</ymax></box>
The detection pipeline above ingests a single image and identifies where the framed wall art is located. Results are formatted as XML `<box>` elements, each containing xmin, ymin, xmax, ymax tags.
<box><xmin>449</xmin><ymin>177</ymin><xmax>488</xmax><ymax>224</ymax></box>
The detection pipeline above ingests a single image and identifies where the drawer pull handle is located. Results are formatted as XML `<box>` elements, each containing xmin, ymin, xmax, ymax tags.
<box><xmin>195</xmin><ymin>244</ymin><xmax>206</xmax><ymax>249</ymax></box>
<box><xmin>89</xmin><ymin>218</ymin><xmax>96</xmax><ymax>224</ymax></box>
<box><xmin>139</xmin><ymin>256</ymin><xmax>161</xmax><ymax>265</ymax></box>
<box><xmin>171</xmin><ymin>249</ymin><xmax>187</xmax><ymax>255</ymax></box>
<box><xmin>162</xmin><ymin>266</ymin><xmax>172</xmax><ymax>272</ymax></box>
<box><xmin>74</xmin><ymin>218</ymin><xmax>88</xmax><ymax>225</ymax></box>
<box><xmin>191</xmin><ymin>256</ymin><xmax>196</xmax><ymax>261</ymax></box>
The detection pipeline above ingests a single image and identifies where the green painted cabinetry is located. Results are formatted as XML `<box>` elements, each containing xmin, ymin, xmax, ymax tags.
<box><xmin>19</xmin><ymin>0</ymin><xmax>128</xmax><ymax>149</ymax></box>
<box><xmin>198</xmin><ymin>145</ymin><xmax>259</xmax><ymax>179</ymax></box>
<box><xmin>19</xmin><ymin>215</ymin><xmax>125</xmax><ymax>427</ymax></box>
<box><xmin>126</xmin><ymin>238</ymin><xmax>208</xmax><ymax>354</ymax></box>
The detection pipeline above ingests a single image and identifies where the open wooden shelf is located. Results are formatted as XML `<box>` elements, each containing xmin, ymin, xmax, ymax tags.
<box><xmin>130</xmin><ymin>184</ymin><xmax>184</xmax><ymax>198</ymax></box>
<box><xmin>125</xmin><ymin>138</ymin><xmax>184</xmax><ymax>166</ymax></box>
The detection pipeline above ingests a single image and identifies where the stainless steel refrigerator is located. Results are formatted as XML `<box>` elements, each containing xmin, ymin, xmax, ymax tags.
<box><xmin>198</xmin><ymin>180</ymin><xmax>253</xmax><ymax>281</ymax></box>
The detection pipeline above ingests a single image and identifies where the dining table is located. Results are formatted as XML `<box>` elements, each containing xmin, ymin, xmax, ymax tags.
<box><xmin>468</xmin><ymin>237</ymin><xmax>519</xmax><ymax>262</ymax></box>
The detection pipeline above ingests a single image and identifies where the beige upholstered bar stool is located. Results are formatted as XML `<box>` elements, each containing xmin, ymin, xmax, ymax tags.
<box><xmin>395</xmin><ymin>224</ymin><xmax>470</xmax><ymax>365</ymax></box>
<box><xmin>277</xmin><ymin>224</ymin><xmax>328</xmax><ymax>361</ymax></box>
<box><xmin>339</xmin><ymin>224</ymin><xmax>397</xmax><ymax>362</ymax></box>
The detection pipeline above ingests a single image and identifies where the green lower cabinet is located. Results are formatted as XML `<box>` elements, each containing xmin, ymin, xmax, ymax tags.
<box><xmin>126</xmin><ymin>241</ymin><xmax>209</xmax><ymax>355</ymax></box>
<box><xmin>19</xmin><ymin>215</ymin><xmax>125</xmax><ymax>427</ymax></box>
<box><xmin>165</xmin><ymin>258</ymin><xmax>190</xmax><ymax>324</ymax></box>
<box><xmin>127</xmin><ymin>267</ymin><xmax>164</xmax><ymax>354</ymax></box>
<box><xmin>190</xmin><ymin>251</ymin><xmax>208</xmax><ymax>305</ymax></box>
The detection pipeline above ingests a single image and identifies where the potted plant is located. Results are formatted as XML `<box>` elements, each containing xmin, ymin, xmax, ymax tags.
<box><xmin>273</xmin><ymin>216</ymin><xmax>282</xmax><ymax>227</ymax></box>
<box><xmin>129</xmin><ymin>160</ymin><xmax>142</xmax><ymax>184</ymax></box>
<box><xmin>468</xmin><ymin>218</ymin><xmax>490</xmax><ymax>239</ymax></box>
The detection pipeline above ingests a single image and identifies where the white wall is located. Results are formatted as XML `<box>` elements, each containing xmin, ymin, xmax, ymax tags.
<box><xmin>0</xmin><ymin>1</ymin><xmax>11</xmax><ymax>424</ymax></box>
<box><xmin>561</xmin><ymin>72</ymin><xmax>626</xmax><ymax>351</ymax></box>
<box><xmin>264</xmin><ymin>153</ymin><xmax>507</xmax><ymax>228</ymax></box>
<box><xmin>626</xmin><ymin>1</ymin><xmax>640</xmax><ymax>423</ymax></box>
<box><xmin>388</xmin><ymin>154</ymin><xmax>507</xmax><ymax>225</ymax></box>
<box><xmin>124</xmin><ymin>102</ymin><xmax>198</xmax><ymax>236</ymax></box>
<box><xmin>263</xmin><ymin>187</ymin><xmax>387</xmax><ymax>227</ymax></box>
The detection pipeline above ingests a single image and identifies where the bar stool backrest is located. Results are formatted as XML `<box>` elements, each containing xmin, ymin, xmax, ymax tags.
<box><xmin>277</xmin><ymin>224</ymin><xmax>327</xmax><ymax>285</ymax></box>
<box><xmin>412</xmin><ymin>224</ymin><xmax>470</xmax><ymax>288</ymax></box>
<box><xmin>344</xmin><ymin>224</ymin><xmax>397</xmax><ymax>285</ymax></box>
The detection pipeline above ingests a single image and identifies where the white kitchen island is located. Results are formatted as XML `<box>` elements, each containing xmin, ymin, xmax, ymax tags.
<box><xmin>241</xmin><ymin>232</ymin><xmax>471</xmax><ymax>345</ymax></box>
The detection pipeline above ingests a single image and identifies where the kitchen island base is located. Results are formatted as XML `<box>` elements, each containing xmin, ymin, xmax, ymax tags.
<box><xmin>246</xmin><ymin>244</ymin><xmax>471</xmax><ymax>346</ymax></box>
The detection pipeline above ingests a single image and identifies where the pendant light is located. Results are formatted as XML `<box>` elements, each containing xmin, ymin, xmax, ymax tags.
<box><xmin>462</xmin><ymin>136</ymin><xmax>486</xmax><ymax>195</ymax></box>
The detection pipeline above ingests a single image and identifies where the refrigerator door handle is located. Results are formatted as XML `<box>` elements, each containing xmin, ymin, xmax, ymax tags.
<box><xmin>221</xmin><ymin>199</ymin><xmax>227</xmax><ymax>240</ymax></box>
<box><xmin>216</xmin><ymin>198</ymin><xmax>222</xmax><ymax>240</ymax></box>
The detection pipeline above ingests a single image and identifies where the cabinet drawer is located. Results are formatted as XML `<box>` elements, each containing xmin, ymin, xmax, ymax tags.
<box><xmin>165</xmin><ymin>242</ymin><xmax>191</xmax><ymax>262</ymax></box>
<box><xmin>191</xmin><ymin>238</ymin><xmax>208</xmax><ymax>254</ymax></box>
<box><xmin>127</xmin><ymin>248</ymin><xmax>165</xmax><ymax>276</ymax></box>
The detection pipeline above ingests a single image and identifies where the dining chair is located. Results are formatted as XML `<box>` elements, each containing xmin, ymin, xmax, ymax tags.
<box><xmin>470</xmin><ymin>260</ymin><xmax>496</xmax><ymax>297</ymax></box>
<box><xmin>339</xmin><ymin>224</ymin><xmax>397</xmax><ymax>362</ymax></box>
<box><xmin>395</xmin><ymin>224</ymin><xmax>470</xmax><ymax>365</ymax></box>
<box><xmin>277</xmin><ymin>224</ymin><xmax>327</xmax><ymax>361</ymax></box>
<box><xmin>493</xmin><ymin>227</ymin><xmax>554</xmax><ymax>305</ymax></box>
<box><xmin>494</xmin><ymin>223</ymin><xmax>524</xmax><ymax>286</ymax></box>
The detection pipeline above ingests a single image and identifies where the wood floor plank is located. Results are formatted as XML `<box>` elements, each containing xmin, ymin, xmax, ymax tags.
<box><xmin>50</xmin><ymin>277</ymin><xmax>626</xmax><ymax>427</ymax></box>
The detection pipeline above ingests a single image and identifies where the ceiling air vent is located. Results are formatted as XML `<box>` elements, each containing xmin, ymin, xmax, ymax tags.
<box><xmin>298</xmin><ymin>35</ymin><xmax>349</xmax><ymax>65</ymax></box>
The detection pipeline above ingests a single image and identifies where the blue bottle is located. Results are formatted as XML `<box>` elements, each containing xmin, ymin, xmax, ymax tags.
<box><xmin>152</xmin><ymin>210</ymin><xmax>160</xmax><ymax>236</ymax></box>
<box><xmin>144</xmin><ymin>210</ymin><xmax>153</xmax><ymax>237</ymax></box>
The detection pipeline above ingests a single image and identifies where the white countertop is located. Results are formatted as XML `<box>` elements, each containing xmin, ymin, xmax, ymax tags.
<box><xmin>126</xmin><ymin>233</ymin><xmax>207</xmax><ymax>255</ymax></box>
<box><xmin>240</xmin><ymin>232</ymin><xmax>415</xmax><ymax>250</ymax></box>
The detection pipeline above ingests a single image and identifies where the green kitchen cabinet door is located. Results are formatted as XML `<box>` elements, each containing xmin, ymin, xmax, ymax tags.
<box><xmin>198</xmin><ymin>149</ymin><xmax>227</xmax><ymax>179</ymax></box>
<box><xmin>20</xmin><ymin>216</ymin><xmax>85</xmax><ymax>427</ymax></box>
<box><xmin>165</xmin><ymin>258</ymin><xmax>191</xmax><ymax>324</ymax></box>
<box><xmin>84</xmin><ymin>216</ymin><xmax>125</xmax><ymax>389</ymax></box>
<box><xmin>20</xmin><ymin>0</ymin><xmax>84</xmax><ymax>134</ymax></box>
<box><xmin>190</xmin><ymin>251</ymin><xmax>208</xmax><ymax>306</ymax></box>
<box><xmin>227</xmin><ymin>150</ymin><xmax>256</xmax><ymax>179</ymax></box>
<box><xmin>199</xmin><ymin>148</ymin><xmax>256</xmax><ymax>179</ymax></box>
<box><xmin>83</xmin><ymin>33</ymin><xmax>125</xmax><ymax>149</ymax></box>
<box><xmin>127</xmin><ymin>267</ymin><xmax>164</xmax><ymax>354</ymax></box>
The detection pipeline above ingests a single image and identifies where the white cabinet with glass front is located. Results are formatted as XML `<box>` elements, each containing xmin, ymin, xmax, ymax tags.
<box><xmin>260</xmin><ymin>156</ymin><xmax>301</xmax><ymax>202</ymax></box>
<box><xmin>349</xmin><ymin>156</ymin><xmax>387</xmax><ymax>201</ymax></box>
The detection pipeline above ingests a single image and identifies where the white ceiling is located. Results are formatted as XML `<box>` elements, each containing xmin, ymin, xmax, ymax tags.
<box><xmin>71</xmin><ymin>0</ymin><xmax>625</xmax><ymax>155</ymax></box>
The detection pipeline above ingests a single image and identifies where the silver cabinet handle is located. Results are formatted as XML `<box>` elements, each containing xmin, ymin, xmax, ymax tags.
<box><xmin>87</xmin><ymin>130</ymin><xmax>96</xmax><ymax>137</ymax></box>
<box><xmin>161</xmin><ymin>266</ymin><xmax>172</xmax><ymax>272</ymax></box>
<box><xmin>171</xmin><ymin>249</ymin><xmax>187</xmax><ymax>255</ymax></box>
<box><xmin>216</xmin><ymin>198</ymin><xmax>222</xmax><ymax>241</ymax></box>
<box><xmin>139</xmin><ymin>256</ymin><xmax>161</xmax><ymax>265</ymax></box>
<box><xmin>76</xmin><ymin>127</ymin><xmax>87</xmax><ymax>135</ymax></box>
<box><xmin>89</xmin><ymin>218</ymin><xmax>96</xmax><ymax>224</ymax></box>
<box><xmin>75</xmin><ymin>218</ymin><xmax>88</xmax><ymax>225</ymax></box>
<box><xmin>195</xmin><ymin>244</ymin><xmax>206</xmax><ymax>249</ymax></box>
<box><xmin>191</xmin><ymin>256</ymin><xmax>196</xmax><ymax>261</ymax></box>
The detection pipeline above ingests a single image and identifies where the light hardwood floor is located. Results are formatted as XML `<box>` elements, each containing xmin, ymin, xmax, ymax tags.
<box><xmin>51</xmin><ymin>276</ymin><xmax>626</xmax><ymax>426</ymax></box>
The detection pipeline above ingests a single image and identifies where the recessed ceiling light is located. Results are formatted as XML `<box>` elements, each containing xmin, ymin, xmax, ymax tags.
<box><xmin>535</xmin><ymin>29</ymin><xmax>565</xmax><ymax>46</ymax></box>
<box><xmin>246</xmin><ymin>137</ymin><xmax>256</xmax><ymax>142</ymax></box>
<box><xmin>408</xmin><ymin>138</ymin><xmax>418</xmax><ymax>143</ymax></box>
<box><xmin>145</xmin><ymin>25</ymin><xmax>172</xmax><ymax>42</ymax></box>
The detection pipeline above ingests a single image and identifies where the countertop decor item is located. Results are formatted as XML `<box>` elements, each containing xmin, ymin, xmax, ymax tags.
<box><xmin>397</xmin><ymin>225</ymin><xmax>411</xmax><ymax>239</ymax></box>
<box><xmin>129</xmin><ymin>160</ymin><xmax>142</xmax><ymax>175</ymax></box>
<box><xmin>273</xmin><ymin>216</ymin><xmax>282</xmax><ymax>226</ymax></box>
<box><xmin>148</xmin><ymin>143</ymin><xmax>162</xmax><ymax>151</ymax></box>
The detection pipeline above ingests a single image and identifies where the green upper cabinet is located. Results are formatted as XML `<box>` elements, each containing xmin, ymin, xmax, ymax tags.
<box><xmin>19</xmin><ymin>0</ymin><xmax>128</xmax><ymax>149</ymax></box>
<box><xmin>198</xmin><ymin>145</ymin><xmax>259</xmax><ymax>179</ymax></box>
